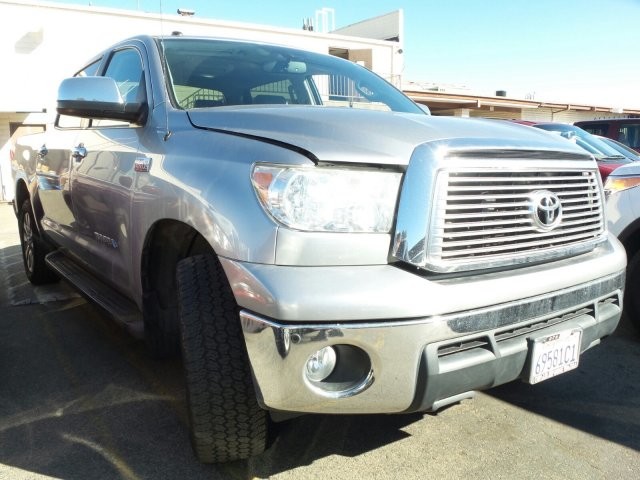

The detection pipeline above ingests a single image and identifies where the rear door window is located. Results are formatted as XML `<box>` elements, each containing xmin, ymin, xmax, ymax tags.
<box><xmin>618</xmin><ymin>124</ymin><xmax>640</xmax><ymax>149</ymax></box>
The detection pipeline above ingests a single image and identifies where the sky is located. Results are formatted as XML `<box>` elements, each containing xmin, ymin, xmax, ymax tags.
<box><xmin>42</xmin><ymin>0</ymin><xmax>640</xmax><ymax>109</ymax></box>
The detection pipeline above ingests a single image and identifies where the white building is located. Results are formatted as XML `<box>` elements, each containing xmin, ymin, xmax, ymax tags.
<box><xmin>0</xmin><ymin>0</ymin><xmax>405</xmax><ymax>201</ymax></box>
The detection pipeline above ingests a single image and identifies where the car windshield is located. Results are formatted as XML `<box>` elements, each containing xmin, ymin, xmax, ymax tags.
<box><xmin>595</xmin><ymin>135</ymin><xmax>640</xmax><ymax>161</ymax></box>
<box><xmin>159</xmin><ymin>37</ymin><xmax>423</xmax><ymax>114</ymax></box>
<box><xmin>533</xmin><ymin>123</ymin><xmax>629</xmax><ymax>162</ymax></box>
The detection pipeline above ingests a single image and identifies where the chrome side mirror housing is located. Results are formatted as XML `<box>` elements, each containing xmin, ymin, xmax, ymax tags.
<box><xmin>57</xmin><ymin>76</ymin><xmax>147</xmax><ymax>124</ymax></box>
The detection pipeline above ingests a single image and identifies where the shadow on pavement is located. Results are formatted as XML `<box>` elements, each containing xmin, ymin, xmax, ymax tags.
<box><xmin>486</xmin><ymin>312</ymin><xmax>640</xmax><ymax>451</ymax></box>
<box><xmin>247</xmin><ymin>412</ymin><xmax>422</xmax><ymax>478</ymax></box>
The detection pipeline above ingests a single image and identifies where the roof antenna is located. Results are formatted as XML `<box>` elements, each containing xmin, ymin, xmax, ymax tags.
<box><xmin>159</xmin><ymin>0</ymin><xmax>172</xmax><ymax>141</ymax></box>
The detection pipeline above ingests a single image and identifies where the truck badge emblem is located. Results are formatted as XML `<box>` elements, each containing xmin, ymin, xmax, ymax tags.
<box><xmin>94</xmin><ymin>232</ymin><xmax>119</xmax><ymax>249</ymax></box>
<box><xmin>530</xmin><ymin>190</ymin><xmax>562</xmax><ymax>231</ymax></box>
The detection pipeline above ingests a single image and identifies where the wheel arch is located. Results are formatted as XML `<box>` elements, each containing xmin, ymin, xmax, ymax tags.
<box><xmin>138</xmin><ymin>218</ymin><xmax>216</xmax><ymax>356</ymax></box>
<box><xmin>617</xmin><ymin>218</ymin><xmax>640</xmax><ymax>334</ymax></box>
<box><xmin>14</xmin><ymin>178</ymin><xmax>48</xmax><ymax>236</ymax></box>
<box><xmin>618</xmin><ymin>216</ymin><xmax>640</xmax><ymax>258</ymax></box>
<box><xmin>13</xmin><ymin>178</ymin><xmax>35</xmax><ymax>215</ymax></box>
<box><xmin>140</xmin><ymin>218</ymin><xmax>214</xmax><ymax>312</ymax></box>
<box><xmin>14</xmin><ymin>179</ymin><xmax>31</xmax><ymax>218</ymax></box>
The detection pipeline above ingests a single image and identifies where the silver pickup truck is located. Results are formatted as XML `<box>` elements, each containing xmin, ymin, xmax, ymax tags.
<box><xmin>12</xmin><ymin>35</ymin><xmax>626</xmax><ymax>463</ymax></box>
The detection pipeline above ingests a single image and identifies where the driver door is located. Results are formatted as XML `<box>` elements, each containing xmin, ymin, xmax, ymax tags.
<box><xmin>69</xmin><ymin>47</ymin><xmax>145</xmax><ymax>292</ymax></box>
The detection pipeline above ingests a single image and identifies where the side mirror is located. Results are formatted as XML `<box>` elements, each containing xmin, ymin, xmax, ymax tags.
<box><xmin>57</xmin><ymin>76</ymin><xmax>147</xmax><ymax>124</ymax></box>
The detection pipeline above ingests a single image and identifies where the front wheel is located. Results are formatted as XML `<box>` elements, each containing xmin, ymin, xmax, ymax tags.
<box><xmin>18</xmin><ymin>199</ymin><xmax>58</xmax><ymax>285</ymax></box>
<box><xmin>176</xmin><ymin>254</ymin><xmax>269</xmax><ymax>463</ymax></box>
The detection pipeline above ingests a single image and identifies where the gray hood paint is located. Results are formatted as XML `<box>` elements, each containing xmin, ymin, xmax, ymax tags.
<box><xmin>187</xmin><ymin>107</ymin><xmax>582</xmax><ymax>165</ymax></box>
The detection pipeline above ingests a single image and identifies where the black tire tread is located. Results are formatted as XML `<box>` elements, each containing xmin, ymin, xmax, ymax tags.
<box><xmin>18</xmin><ymin>199</ymin><xmax>58</xmax><ymax>285</ymax></box>
<box><xmin>176</xmin><ymin>254</ymin><xmax>268</xmax><ymax>463</ymax></box>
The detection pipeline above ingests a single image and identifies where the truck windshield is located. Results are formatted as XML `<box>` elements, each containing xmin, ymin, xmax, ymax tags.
<box><xmin>158</xmin><ymin>37</ymin><xmax>422</xmax><ymax>114</ymax></box>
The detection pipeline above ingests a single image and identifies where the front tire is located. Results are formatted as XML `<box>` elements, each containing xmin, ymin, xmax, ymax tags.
<box><xmin>18</xmin><ymin>199</ymin><xmax>58</xmax><ymax>285</ymax></box>
<box><xmin>176</xmin><ymin>254</ymin><xmax>269</xmax><ymax>463</ymax></box>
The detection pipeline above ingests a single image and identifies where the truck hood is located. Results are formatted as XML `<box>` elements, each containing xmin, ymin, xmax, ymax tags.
<box><xmin>187</xmin><ymin>107</ymin><xmax>584</xmax><ymax>166</ymax></box>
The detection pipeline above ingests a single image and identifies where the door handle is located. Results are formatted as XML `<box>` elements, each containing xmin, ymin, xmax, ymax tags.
<box><xmin>71</xmin><ymin>144</ymin><xmax>87</xmax><ymax>162</ymax></box>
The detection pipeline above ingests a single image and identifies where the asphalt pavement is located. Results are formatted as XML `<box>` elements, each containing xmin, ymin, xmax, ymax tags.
<box><xmin>0</xmin><ymin>202</ymin><xmax>639</xmax><ymax>480</ymax></box>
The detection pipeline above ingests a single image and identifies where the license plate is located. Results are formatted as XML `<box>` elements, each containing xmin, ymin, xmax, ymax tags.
<box><xmin>528</xmin><ymin>328</ymin><xmax>582</xmax><ymax>384</ymax></box>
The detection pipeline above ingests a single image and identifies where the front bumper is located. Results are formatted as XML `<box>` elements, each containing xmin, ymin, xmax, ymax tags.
<box><xmin>240</xmin><ymin>271</ymin><xmax>624</xmax><ymax>414</ymax></box>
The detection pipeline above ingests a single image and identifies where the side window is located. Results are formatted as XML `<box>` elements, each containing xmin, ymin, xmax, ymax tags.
<box><xmin>77</xmin><ymin>60</ymin><xmax>102</xmax><ymax>78</ymax></box>
<box><xmin>95</xmin><ymin>48</ymin><xmax>145</xmax><ymax>127</ymax></box>
<box><xmin>104</xmin><ymin>48</ymin><xmax>144</xmax><ymax>103</ymax></box>
<box><xmin>618</xmin><ymin>124</ymin><xmax>640</xmax><ymax>149</ymax></box>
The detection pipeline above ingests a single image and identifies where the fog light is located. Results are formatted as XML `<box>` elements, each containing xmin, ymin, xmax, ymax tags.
<box><xmin>305</xmin><ymin>346</ymin><xmax>337</xmax><ymax>382</ymax></box>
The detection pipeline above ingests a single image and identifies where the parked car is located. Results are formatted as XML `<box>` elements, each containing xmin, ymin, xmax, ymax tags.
<box><xmin>12</xmin><ymin>35</ymin><xmax>626</xmax><ymax>463</ymax></box>
<box><xmin>595</xmin><ymin>135</ymin><xmax>640</xmax><ymax>161</ymax></box>
<box><xmin>604</xmin><ymin>162</ymin><xmax>640</xmax><ymax>332</ymax></box>
<box><xmin>575</xmin><ymin>118</ymin><xmax>640</xmax><ymax>153</ymax></box>
<box><xmin>529</xmin><ymin>122</ymin><xmax>631</xmax><ymax>180</ymax></box>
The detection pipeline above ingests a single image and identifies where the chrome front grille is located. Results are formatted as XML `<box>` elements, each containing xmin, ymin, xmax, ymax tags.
<box><xmin>426</xmin><ymin>169</ymin><xmax>605</xmax><ymax>271</ymax></box>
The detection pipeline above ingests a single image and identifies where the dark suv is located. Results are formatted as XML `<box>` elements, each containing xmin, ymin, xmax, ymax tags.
<box><xmin>574</xmin><ymin>118</ymin><xmax>640</xmax><ymax>153</ymax></box>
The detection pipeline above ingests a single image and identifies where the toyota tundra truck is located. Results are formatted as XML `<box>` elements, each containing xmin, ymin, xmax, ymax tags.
<box><xmin>11</xmin><ymin>35</ymin><xmax>626</xmax><ymax>463</ymax></box>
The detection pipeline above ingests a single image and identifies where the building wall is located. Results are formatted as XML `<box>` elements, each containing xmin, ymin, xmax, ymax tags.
<box><xmin>520</xmin><ymin>109</ymin><xmax>630</xmax><ymax>124</ymax></box>
<box><xmin>332</xmin><ymin>9</ymin><xmax>404</xmax><ymax>82</ymax></box>
<box><xmin>0</xmin><ymin>112</ymin><xmax>47</xmax><ymax>201</ymax></box>
<box><xmin>333</xmin><ymin>10</ymin><xmax>403</xmax><ymax>42</ymax></box>
<box><xmin>468</xmin><ymin>108</ymin><xmax>632</xmax><ymax>123</ymax></box>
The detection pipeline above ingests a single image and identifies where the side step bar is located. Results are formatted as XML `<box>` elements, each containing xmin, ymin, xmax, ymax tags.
<box><xmin>45</xmin><ymin>250</ymin><xmax>144</xmax><ymax>339</ymax></box>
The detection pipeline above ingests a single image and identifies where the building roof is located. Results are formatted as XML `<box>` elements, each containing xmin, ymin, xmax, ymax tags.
<box><xmin>405</xmin><ymin>89</ymin><xmax>640</xmax><ymax>116</ymax></box>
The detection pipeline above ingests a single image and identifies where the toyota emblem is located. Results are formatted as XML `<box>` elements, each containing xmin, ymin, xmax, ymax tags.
<box><xmin>529</xmin><ymin>190</ymin><xmax>562</xmax><ymax>231</ymax></box>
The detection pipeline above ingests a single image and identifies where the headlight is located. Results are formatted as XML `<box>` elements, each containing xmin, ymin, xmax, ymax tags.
<box><xmin>252</xmin><ymin>164</ymin><xmax>402</xmax><ymax>233</ymax></box>
<box><xmin>604</xmin><ymin>176</ymin><xmax>640</xmax><ymax>195</ymax></box>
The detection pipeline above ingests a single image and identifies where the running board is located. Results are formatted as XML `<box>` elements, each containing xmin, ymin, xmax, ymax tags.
<box><xmin>45</xmin><ymin>250</ymin><xmax>144</xmax><ymax>339</ymax></box>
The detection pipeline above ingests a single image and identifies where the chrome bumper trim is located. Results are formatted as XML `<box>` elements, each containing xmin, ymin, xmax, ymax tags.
<box><xmin>241</xmin><ymin>271</ymin><xmax>624</xmax><ymax>414</ymax></box>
